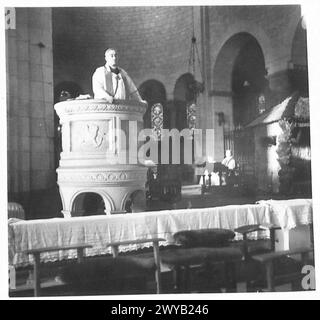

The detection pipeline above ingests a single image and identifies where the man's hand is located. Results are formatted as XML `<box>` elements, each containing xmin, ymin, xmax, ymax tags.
<box><xmin>104</xmin><ymin>95</ymin><xmax>114</xmax><ymax>104</ymax></box>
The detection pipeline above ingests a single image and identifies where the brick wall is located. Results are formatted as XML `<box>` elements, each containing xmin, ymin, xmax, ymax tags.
<box><xmin>53</xmin><ymin>6</ymin><xmax>196</xmax><ymax>99</ymax></box>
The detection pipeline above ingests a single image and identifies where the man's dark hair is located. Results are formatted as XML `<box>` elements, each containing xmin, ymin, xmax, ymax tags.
<box><xmin>105</xmin><ymin>48</ymin><xmax>118</xmax><ymax>55</ymax></box>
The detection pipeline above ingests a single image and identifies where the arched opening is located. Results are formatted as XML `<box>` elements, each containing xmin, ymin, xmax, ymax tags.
<box><xmin>124</xmin><ymin>190</ymin><xmax>146</xmax><ymax>213</ymax></box>
<box><xmin>173</xmin><ymin>73</ymin><xmax>196</xmax><ymax>130</ymax></box>
<box><xmin>139</xmin><ymin>80</ymin><xmax>167</xmax><ymax>166</ymax></box>
<box><xmin>173</xmin><ymin>73</ymin><xmax>196</xmax><ymax>183</ymax></box>
<box><xmin>290</xmin><ymin>18</ymin><xmax>308</xmax><ymax>96</ymax></box>
<box><xmin>231</xmin><ymin>36</ymin><xmax>267</xmax><ymax>127</ymax></box>
<box><xmin>213</xmin><ymin>32</ymin><xmax>267</xmax><ymax>128</ymax></box>
<box><xmin>71</xmin><ymin>192</ymin><xmax>107</xmax><ymax>216</ymax></box>
<box><xmin>139</xmin><ymin>79</ymin><xmax>167</xmax><ymax>129</ymax></box>
<box><xmin>213</xmin><ymin>33</ymin><xmax>267</xmax><ymax>178</ymax></box>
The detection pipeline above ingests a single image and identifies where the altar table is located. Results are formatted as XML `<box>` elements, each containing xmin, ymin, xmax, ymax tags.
<box><xmin>8</xmin><ymin>199</ymin><xmax>312</xmax><ymax>268</ymax></box>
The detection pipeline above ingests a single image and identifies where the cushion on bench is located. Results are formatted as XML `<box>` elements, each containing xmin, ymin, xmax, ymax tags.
<box><xmin>173</xmin><ymin>228</ymin><xmax>235</xmax><ymax>248</ymax></box>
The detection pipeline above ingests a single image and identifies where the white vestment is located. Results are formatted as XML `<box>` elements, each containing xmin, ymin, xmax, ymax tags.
<box><xmin>221</xmin><ymin>156</ymin><xmax>236</xmax><ymax>170</ymax></box>
<box><xmin>92</xmin><ymin>65</ymin><xmax>143</xmax><ymax>102</ymax></box>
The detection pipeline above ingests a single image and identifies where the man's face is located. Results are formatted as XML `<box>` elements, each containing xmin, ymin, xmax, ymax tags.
<box><xmin>105</xmin><ymin>50</ymin><xmax>118</xmax><ymax>67</ymax></box>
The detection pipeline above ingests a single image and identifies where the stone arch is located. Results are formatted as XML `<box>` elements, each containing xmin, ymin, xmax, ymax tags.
<box><xmin>291</xmin><ymin>17</ymin><xmax>307</xmax><ymax>66</ymax></box>
<box><xmin>121</xmin><ymin>189</ymin><xmax>145</xmax><ymax>213</ymax></box>
<box><xmin>290</xmin><ymin>17</ymin><xmax>308</xmax><ymax>95</ymax></box>
<box><xmin>211</xmin><ymin>21</ymin><xmax>272</xmax><ymax>88</ymax></box>
<box><xmin>71</xmin><ymin>192</ymin><xmax>104</xmax><ymax>216</ymax></box>
<box><xmin>139</xmin><ymin>79</ymin><xmax>167</xmax><ymax>129</ymax></box>
<box><xmin>70</xmin><ymin>190</ymin><xmax>114</xmax><ymax>216</ymax></box>
<box><xmin>212</xmin><ymin>32</ymin><xmax>266</xmax><ymax>94</ymax></box>
<box><xmin>282</xmin><ymin>10</ymin><xmax>304</xmax><ymax>62</ymax></box>
<box><xmin>211</xmin><ymin>32</ymin><xmax>267</xmax><ymax>164</ymax></box>
<box><xmin>173</xmin><ymin>73</ymin><xmax>195</xmax><ymax>130</ymax></box>
<box><xmin>138</xmin><ymin>74</ymin><xmax>168</xmax><ymax>94</ymax></box>
<box><xmin>212</xmin><ymin>32</ymin><xmax>267</xmax><ymax>128</ymax></box>
<box><xmin>172</xmin><ymin>73</ymin><xmax>197</xmax><ymax>182</ymax></box>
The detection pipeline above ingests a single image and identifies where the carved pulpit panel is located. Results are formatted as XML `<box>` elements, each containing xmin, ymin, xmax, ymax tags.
<box><xmin>71</xmin><ymin>120</ymin><xmax>112</xmax><ymax>152</ymax></box>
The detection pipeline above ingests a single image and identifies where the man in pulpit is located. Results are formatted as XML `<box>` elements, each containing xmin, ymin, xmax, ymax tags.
<box><xmin>92</xmin><ymin>48</ymin><xmax>145</xmax><ymax>103</ymax></box>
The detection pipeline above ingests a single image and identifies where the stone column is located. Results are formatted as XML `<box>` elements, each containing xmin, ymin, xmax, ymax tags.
<box><xmin>6</xmin><ymin>8</ymin><xmax>54</xmax><ymax>216</ymax></box>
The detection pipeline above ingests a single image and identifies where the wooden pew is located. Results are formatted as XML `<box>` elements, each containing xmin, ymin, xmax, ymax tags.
<box><xmin>106</xmin><ymin>238</ymin><xmax>165</xmax><ymax>294</ymax></box>
<box><xmin>251</xmin><ymin>247</ymin><xmax>313</xmax><ymax>291</ymax></box>
<box><xmin>235</xmin><ymin>223</ymin><xmax>314</xmax><ymax>291</ymax></box>
<box><xmin>23</xmin><ymin>243</ymin><xmax>92</xmax><ymax>297</ymax></box>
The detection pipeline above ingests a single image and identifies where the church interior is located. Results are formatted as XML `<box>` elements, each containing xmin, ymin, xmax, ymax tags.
<box><xmin>6</xmin><ymin>5</ymin><xmax>315</xmax><ymax>296</ymax></box>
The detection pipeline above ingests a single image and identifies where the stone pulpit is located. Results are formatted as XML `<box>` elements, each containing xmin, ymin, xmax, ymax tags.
<box><xmin>54</xmin><ymin>99</ymin><xmax>148</xmax><ymax>217</ymax></box>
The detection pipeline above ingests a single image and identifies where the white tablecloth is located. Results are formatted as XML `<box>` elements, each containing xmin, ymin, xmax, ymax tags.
<box><xmin>257</xmin><ymin>199</ymin><xmax>313</xmax><ymax>229</ymax></box>
<box><xmin>8</xmin><ymin>200</ymin><xmax>312</xmax><ymax>267</ymax></box>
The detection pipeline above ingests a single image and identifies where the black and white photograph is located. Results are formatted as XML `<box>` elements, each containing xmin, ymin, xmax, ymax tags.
<box><xmin>2</xmin><ymin>0</ymin><xmax>319</xmax><ymax>299</ymax></box>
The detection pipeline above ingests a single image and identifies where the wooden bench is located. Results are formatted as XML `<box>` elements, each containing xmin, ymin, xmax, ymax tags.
<box><xmin>23</xmin><ymin>243</ymin><xmax>92</xmax><ymax>297</ymax></box>
<box><xmin>160</xmin><ymin>246</ymin><xmax>243</xmax><ymax>292</ymax></box>
<box><xmin>235</xmin><ymin>223</ymin><xmax>314</xmax><ymax>291</ymax></box>
<box><xmin>251</xmin><ymin>247</ymin><xmax>313</xmax><ymax>291</ymax></box>
<box><xmin>157</xmin><ymin>229</ymin><xmax>243</xmax><ymax>292</ymax></box>
<box><xmin>106</xmin><ymin>238</ymin><xmax>165</xmax><ymax>294</ymax></box>
<box><xmin>234</xmin><ymin>223</ymin><xmax>281</xmax><ymax>260</ymax></box>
